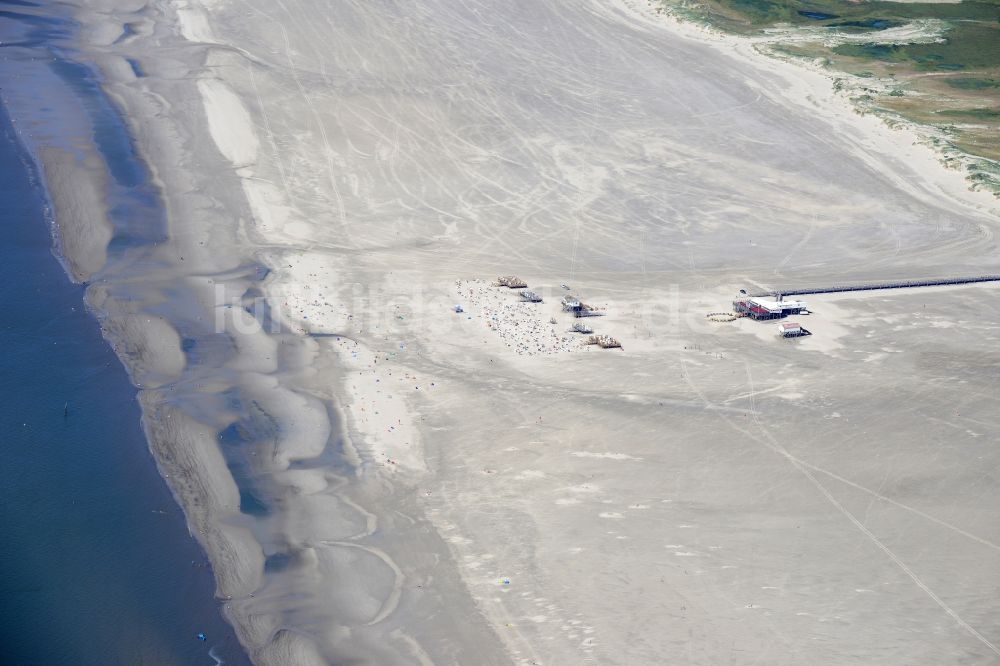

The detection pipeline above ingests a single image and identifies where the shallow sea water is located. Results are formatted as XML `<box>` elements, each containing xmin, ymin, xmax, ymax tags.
<box><xmin>0</xmin><ymin>6</ymin><xmax>248</xmax><ymax>665</ymax></box>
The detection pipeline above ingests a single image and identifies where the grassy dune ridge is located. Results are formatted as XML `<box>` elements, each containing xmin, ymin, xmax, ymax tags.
<box><xmin>658</xmin><ymin>0</ymin><xmax>1000</xmax><ymax>193</ymax></box>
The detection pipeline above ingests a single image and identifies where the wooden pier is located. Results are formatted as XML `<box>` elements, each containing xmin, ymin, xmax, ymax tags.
<box><xmin>748</xmin><ymin>275</ymin><xmax>1000</xmax><ymax>298</ymax></box>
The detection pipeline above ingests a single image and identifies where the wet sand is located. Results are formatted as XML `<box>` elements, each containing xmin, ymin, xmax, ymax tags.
<box><xmin>0</xmin><ymin>5</ymin><xmax>249</xmax><ymax>663</ymax></box>
<box><xmin>24</xmin><ymin>0</ymin><xmax>1000</xmax><ymax>663</ymax></box>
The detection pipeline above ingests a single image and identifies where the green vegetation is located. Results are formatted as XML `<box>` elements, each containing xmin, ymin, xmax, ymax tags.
<box><xmin>702</xmin><ymin>0</ymin><xmax>1000</xmax><ymax>28</ymax></box>
<box><xmin>937</xmin><ymin>107</ymin><xmax>1000</xmax><ymax>119</ymax></box>
<box><xmin>659</xmin><ymin>0</ymin><xmax>1000</xmax><ymax>192</ymax></box>
<box><xmin>946</xmin><ymin>77</ymin><xmax>1000</xmax><ymax>90</ymax></box>
<box><xmin>833</xmin><ymin>22</ymin><xmax>1000</xmax><ymax>71</ymax></box>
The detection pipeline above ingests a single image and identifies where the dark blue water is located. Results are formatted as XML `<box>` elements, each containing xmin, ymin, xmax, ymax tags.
<box><xmin>829</xmin><ymin>19</ymin><xmax>898</xmax><ymax>31</ymax></box>
<box><xmin>798</xmin><ymin>10</ymin><xmax>839</xmax><ymax>21</ymax></box>
<box><xmin>0</xmin><ymin>22</ymin><xmax>249</xmax><ymax>666</ymax></box>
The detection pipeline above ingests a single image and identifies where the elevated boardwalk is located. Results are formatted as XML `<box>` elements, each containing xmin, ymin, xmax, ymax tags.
<box><xmin>749</xmin><ymin>275</ymin><xmax>1000</xmax><ymax>298</ymax></box>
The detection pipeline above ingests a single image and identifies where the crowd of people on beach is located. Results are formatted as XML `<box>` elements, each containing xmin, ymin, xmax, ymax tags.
<box><xmin>455</xmin><ymin>279</ymin><xmax>580</xmax><ymax>356</ymax></box>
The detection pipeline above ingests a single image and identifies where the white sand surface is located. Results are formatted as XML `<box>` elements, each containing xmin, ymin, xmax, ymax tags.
<box><xmin>44</xmin><ymin>0</ymin><xmax>1000</xmax><ymax>663</ymax></box>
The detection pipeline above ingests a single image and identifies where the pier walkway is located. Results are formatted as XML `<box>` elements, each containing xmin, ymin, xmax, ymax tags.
<box><xmin>749</xmin><ymin>275</ymin><xmax>1000</xmax><ymax>298</ymax></box>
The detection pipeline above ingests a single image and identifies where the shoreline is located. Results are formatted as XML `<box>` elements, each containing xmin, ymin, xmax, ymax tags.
<box><xmin>58</xmin><ymin>0</ymin><xmax>512</xmax><ymax>662</ymax></box>
<box><xmin>0</xmin><ymin>6</ymin><xmax>248</xmax><ymax>662</ymax></box>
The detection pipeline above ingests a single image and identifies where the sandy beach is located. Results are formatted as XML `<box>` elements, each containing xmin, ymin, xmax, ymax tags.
<box><xmin>20</xmin><ymin>0</ymin><xmax>1000</xmax><ymax>662</ymax></box>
